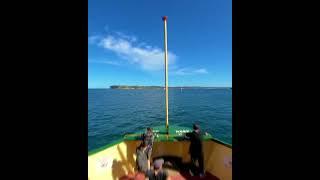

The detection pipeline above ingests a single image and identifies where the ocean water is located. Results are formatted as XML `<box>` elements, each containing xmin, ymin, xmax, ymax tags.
<box><xmin>88</xmin><ymin>89</ymin><xmax>232</xmax><ymax>151</ymax></box>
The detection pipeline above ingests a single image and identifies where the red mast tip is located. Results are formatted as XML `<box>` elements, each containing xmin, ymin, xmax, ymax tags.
<box><xmin>162</xmin><ymin>16</ymin><xmax>167</xmax><ymax>21</ymax></box>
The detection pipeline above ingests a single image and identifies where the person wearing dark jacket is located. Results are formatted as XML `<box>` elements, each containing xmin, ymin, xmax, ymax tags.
<box><xmin>185</xmin><ymin>124</ymin><xmax>205</xmax><ymax>177</ymax></box>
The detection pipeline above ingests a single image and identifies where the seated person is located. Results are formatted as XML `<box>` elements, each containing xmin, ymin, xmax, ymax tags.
<box><xmin>145</xmin><ymin>158</ymin><xmax>170</xmax><ymax>180</ymax></box>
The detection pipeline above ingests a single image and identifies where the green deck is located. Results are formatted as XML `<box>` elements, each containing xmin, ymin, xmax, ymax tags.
<box><xmin>123</xmin><ymin>125</ymin><xmax>213</xmax><ymax>141</ymax></box>
<box><xmin>89</xmin><ymin>125</ymin><xmax>231</xmax><ymax>156</ymax></box>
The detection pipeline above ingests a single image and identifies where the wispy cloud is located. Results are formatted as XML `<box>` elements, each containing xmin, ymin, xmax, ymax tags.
<box><xmin>174</xmin><ymin>68</ymin><xmax>209</xmax><ymax>75</ymax></box>
<box><xmin>89</xmin><ymin>60</ymin><xmax>121</xmax><ymax>66</ymax></box>
<box><xmin>193</xmin><ymin>68</ymin><xmax>208</xmax><ymax>74</ymax></box>
<box><xmin>89</xmin><ymin>32</ymin><xmax>176</xmax><ymax>71</ymax></box>
<box><xmin>104</xmin><ymin>61</ymin><xmax>121</xmax><ymax>66</ymax></box>
<box><xmin>89</xmin><ymin>30</ymin><xmax>208</xmax><ymax>74</ymax></box>
<box><xmin>115</xmin><ymin>31</ymin><xmax>137</xmax><ymax>42</ymax></box>
<box><xmin>88</xmin><ymin>35</ymin><xmax>101</xmax><ymax>44</ymax></box>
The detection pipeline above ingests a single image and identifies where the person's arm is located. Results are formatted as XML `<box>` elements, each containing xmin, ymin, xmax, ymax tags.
<box><xmin>200</xmin><ymin>130</ymin><xmax>208</xmax><ymax>136</ymax></box>
<box><xmin>164</xmin><ymin>171</ymin><xmax>171</xmax><ymax>180</ymax></box>
<box><xmin>184</xmin><ymin>132</ymin><xmax>192</xmax><ymax>140</ymax></box>
<box><xmin>151</xmin><ymin>134</ymin><xmax>155</xmax><ymax>145</ymax></box>
<box><xmin>145</xmin><ymin>170</ymin><xmax>151</xmax><ymax>180</ymax></box>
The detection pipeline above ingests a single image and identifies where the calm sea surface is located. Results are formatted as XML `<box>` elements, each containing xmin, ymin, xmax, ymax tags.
<box><xmin>88</xmin><ymin>88</ymin><xmax>232</xmax><ymax>151</ymax></box>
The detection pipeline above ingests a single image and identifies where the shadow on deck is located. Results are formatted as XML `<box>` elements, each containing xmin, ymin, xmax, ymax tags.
<box><xmin>119</xmin><ymin>155</ymin><xmax>219</xmax><ymax>180</ymax></box>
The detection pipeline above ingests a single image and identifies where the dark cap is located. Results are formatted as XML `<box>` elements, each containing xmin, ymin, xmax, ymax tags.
<box><xmin>193</xmin><ymin>124</ymin><xmax>200</xmax><ymax>130</ymax></box>
<box><xmin>153</xmin><ymin>158</ymin><xmax>164</xmax><ymax>169</ymax></box>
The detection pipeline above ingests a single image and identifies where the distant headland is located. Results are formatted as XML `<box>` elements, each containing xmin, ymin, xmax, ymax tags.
<box><xmin>110</xmin><ymin>85</ymin><xmax>231</xmax><ymax>90</ymax></box>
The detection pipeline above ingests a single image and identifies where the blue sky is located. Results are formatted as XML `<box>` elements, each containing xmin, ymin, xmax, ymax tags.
<box><xmin>89</xmin><ymin>0</ymin><xmax>231</xmax><ymax>88</ymax></box>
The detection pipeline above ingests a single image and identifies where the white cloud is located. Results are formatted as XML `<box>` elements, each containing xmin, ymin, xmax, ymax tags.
<box><xmin>90</xmin><ymin>30</ymin><xmax>209</xmax><ymax>75</ymax></box>
<box><xmin>103</xmin><ymin>61</ymin><xmax>121</xmax><ymax>66</ymax></box>
<box><xmin>88</xmin><ymin>35</ymin><xmax>101</xmax><ymax>44</ymax></box>
<box><xmin>174</xmin><ymin>68</ymin><xmax>209</xmax><ymax>75</ymax></box>
<box><xmin>98</xmin><ymin>34</ymin><xmax>177</xmax><ymax>71</ymax></box>
<box><xmin>174</xmin><ymin>68</ymin><xmax>190</xmax><ymax>75</ymax></box>
<box><xmin>89</xmin><ymin>60</ymin><xmax>121</xmax><ymax>66</ymax></box>
<box><xmin>115</xmin><ymin>31</ymin><xmax>137</xmax><ymax>42</ymax></box>
<box><xmin>193</xmin><ymin>68</ymin><xmax>208</xmax><ymax>74</ymax></box>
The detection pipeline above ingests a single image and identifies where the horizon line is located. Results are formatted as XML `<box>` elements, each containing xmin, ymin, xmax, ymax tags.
<box><xmin>88</xmin><ymin>86</ymin><xmax>232</xmax><ymax>89</ymax></box>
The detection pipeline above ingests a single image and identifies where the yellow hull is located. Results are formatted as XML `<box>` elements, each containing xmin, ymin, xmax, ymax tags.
<box><xmin>88</xmin><ymin>140</ymin><xmax>232</xmax><ymax>180</ymax></box>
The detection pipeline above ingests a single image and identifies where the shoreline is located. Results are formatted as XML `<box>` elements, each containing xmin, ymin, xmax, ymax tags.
<box><xmin>109</xmin><ymin>85</ymin><xmax>232</xmax><ymax>90</ymax></box>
